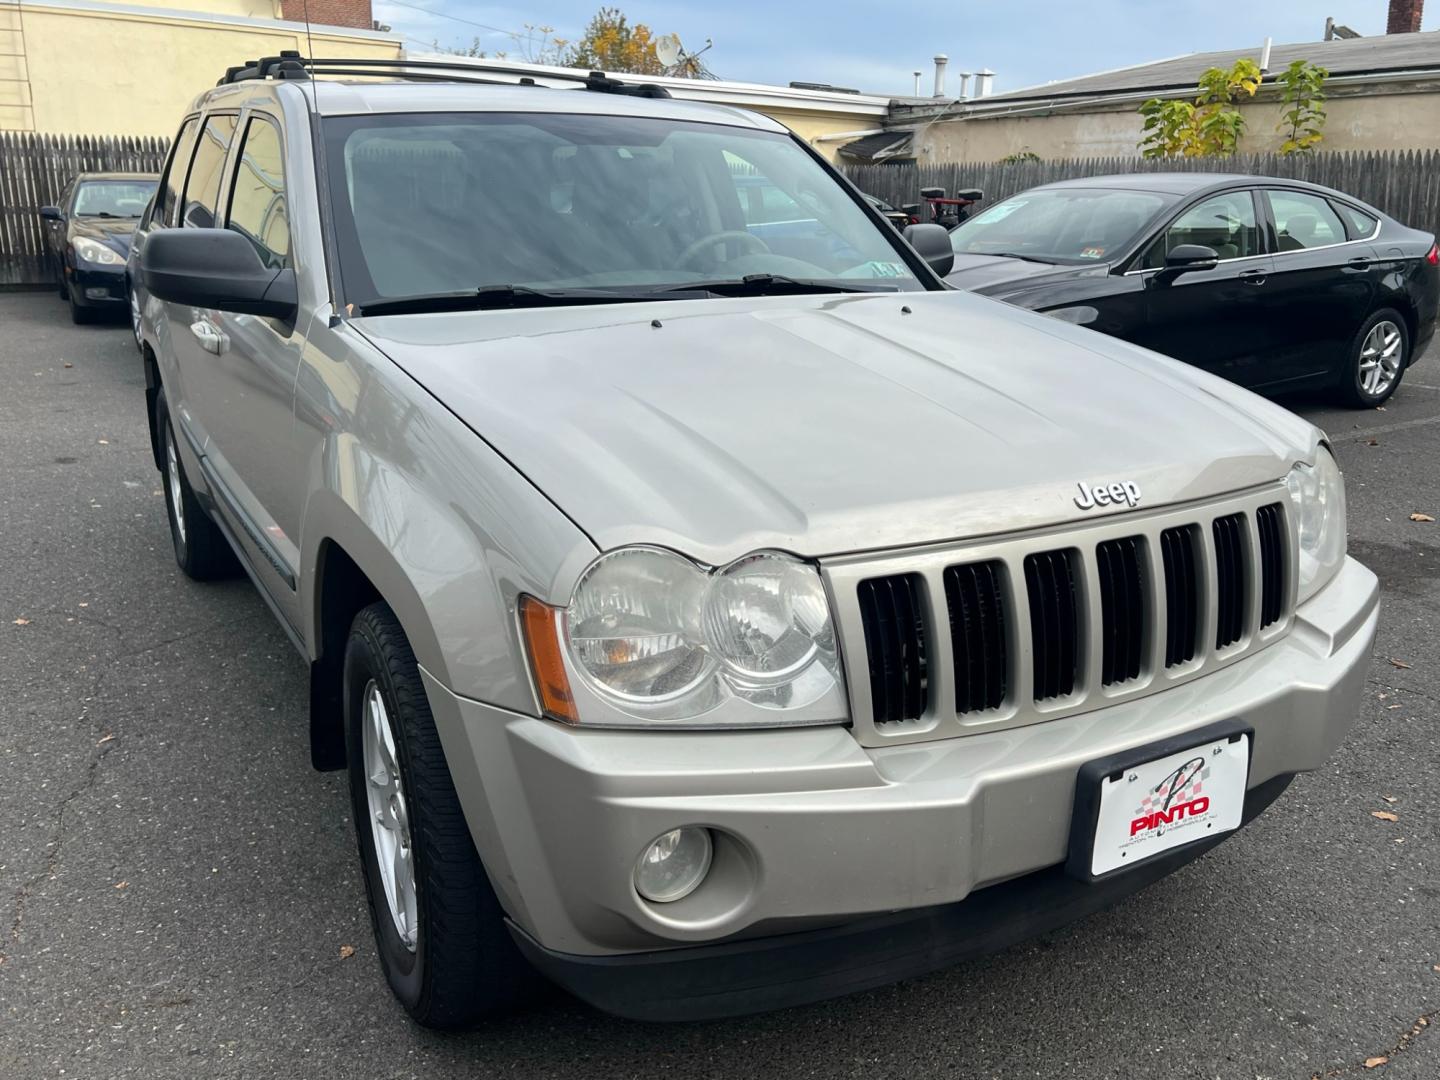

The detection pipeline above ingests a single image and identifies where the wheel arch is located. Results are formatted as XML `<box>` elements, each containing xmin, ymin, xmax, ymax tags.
<box><xmin>142</xmin><ymin>344</ymin><xmax>163</xmax><ymax>471</ymax></box>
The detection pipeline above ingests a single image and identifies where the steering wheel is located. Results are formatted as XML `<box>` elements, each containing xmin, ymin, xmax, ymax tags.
<box><xmin>678</xmin><ymin>230</ymin><xmax>771</xmax><ymax>269</ymax></box>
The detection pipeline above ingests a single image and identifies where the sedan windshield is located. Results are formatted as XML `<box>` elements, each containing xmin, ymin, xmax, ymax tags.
<box><xmin>950</xmin><ymin>187</ymin><xmax>1178</xmax><ymax>264</ymax></box>
<box><xmin>73</xmin><ymin>180</ymin><xmax>156</xmax><ymax>218</ymax></box>
<box><xmin>324</xmin><ymin>111</ymin><xmax>922</xmax><ymax>310</ymax></box>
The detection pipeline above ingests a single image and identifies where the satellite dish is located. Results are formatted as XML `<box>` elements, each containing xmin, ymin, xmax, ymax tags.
<box><xmin>656</xmin><ymin>32</ymin><xmax>683</xmax><ymax>69</ymax></box>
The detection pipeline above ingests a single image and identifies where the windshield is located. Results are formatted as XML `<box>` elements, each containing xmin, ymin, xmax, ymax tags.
<box><xmin>949</xmin><ymin>187</ymin><xmax>1178</xmax><ymax>264</ymax></box>
<box><xmin>73</xmin><ymin>180</ymin><xmax>156</xmax><ymax>218</ymax></box>
<box><xmin>324</xmin><ymin>111</ymin><xmax>923</xmax><ymax>309</ymax></box>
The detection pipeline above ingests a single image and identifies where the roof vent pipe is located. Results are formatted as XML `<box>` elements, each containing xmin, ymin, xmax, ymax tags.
<box><xmin>956</xmin><ymin>71</ymin><xmax>973</xmax><ymax>99</ymax></box>
<box><xmin>933</xmin><ymin>54</ymin><xmax>948</xmax><ymax>97</ymax></box>
<box><xmin>1259</xmin><ymin>37</ymin><xmax>1273</xmax><ymax>73</ymax></box>
<box><xmin>913</xmin><ymin>70</ymin><xmax>922</xmax><ymax>95</ymax></box>
<box><xmin>975</xmin><ymin>68</ymin><xmax>995</xmax><ymax>96</ymax></box>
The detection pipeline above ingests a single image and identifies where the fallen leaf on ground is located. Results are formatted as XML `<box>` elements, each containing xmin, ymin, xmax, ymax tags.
<box><xmin>1433</xmin><ymin>965</ymin><xmax>1440</xmax><ymax>973</ymax></box>
<box><xmin>1389</xmin><ymin>659</ymin><xmax>1412</xmax><ymax>669</ymax></box>
<box><xmin>1411</xmin><ymin>513</ymin><xmax>1436</xmax><ymax>522</ymax></box>
<box><xmin>1365</xmin><ymin>1056</ymin><xmax>1389</xmax><ymax>1068</ymax></box>
<box><xmin>96</xmin><ymin>733</ymin><xmax>115</xmax><ymax>747</ymax></box>
<box><xmin>114</xmin><ymin>881</ymin><xmax>128</xmax><ymax>889</ymax></box>
<box><xmin>339</xmin><ymin>944</ymin><xmax>356</xmax><ymax>960</ymax></box>
<box><xmin>97</xmin><ymin>439</ymin><xmax>109</xmax><ymax>446</ymax></box>
<box><xmin>1386</xmin><ymin>704</ymin><xmax>1402</xmax><ymax>710</ymax></box>
<box><xmin>1367</xmin><ymin>438</ymin><xmax>1379</xmax><ymax>446</ymax></box>
<box><xmin>78</xmin><ymin>602</ymin><xmax>88</xmax><ymax>608</ymax></box>
<box><xmin>63</xmin><ymin>362</ymin><xmax>73</xmax><ymax>369</ymax></box>
<box><xmin>12</xmin><ymin>618</ymin><xmax>30</xmax><ymax>626</ymax></box>
<box><xmin>1383</xmin><ymin>795</ymin><xmax>1399</xmax><ymax>803</ymax></box>
<box><xmin>1372</xmin><ymin>811</ymin><xmax>1400</xmax><ymax>822</ymax></box>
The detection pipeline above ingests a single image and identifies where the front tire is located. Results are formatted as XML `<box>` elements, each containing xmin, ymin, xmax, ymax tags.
<box><xmin>344</xmin><ymin>603</ymin><xmax>539</xmax><ymax>1028</ymax></box>
<box><xmin>1339</xmin><ymin>309</ymin><xmax>1409</xmax><ymax>408</ymax></box>
<box><xmin>155</xmin><ymin>387</ymin><xmax>238</xmax><ymax>580</ymax></box>
<box><xmin>68</xmin><ymin>284</ymin><xmax>96</xmax><ymax>325</ymax></box>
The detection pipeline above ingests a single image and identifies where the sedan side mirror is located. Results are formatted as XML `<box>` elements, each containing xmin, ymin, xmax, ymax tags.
<box><xmin>1156</xmin><ymin>243</ymin><xmax>1220</xmax><ymax>284</ymax></box>
<box><xmin>140</xmin><ymin>228</ymin><xmax>297</xmax><ymax>321</ymax></box>
<box><xmin>40</xmin><ymin>206</ymin><xmax>63</xmax><ymax>221</ymax></box>
<box><xmin>903</xmin><ymin>223</ymin><xmax>955</xmax><ymax>277</ymax></box>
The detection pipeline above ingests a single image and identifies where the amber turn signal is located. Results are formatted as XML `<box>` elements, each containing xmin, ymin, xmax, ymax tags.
<box><xmin>520</xmin><ymin>595</ymin><xmax>578</xmax><ymax>724</ymax></box>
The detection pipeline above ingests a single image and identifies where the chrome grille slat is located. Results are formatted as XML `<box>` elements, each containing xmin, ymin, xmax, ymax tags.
<box><xmin>828</xmin><ymin>483</ymin><xmax>1295</xmax><ymax>748</ymax></box>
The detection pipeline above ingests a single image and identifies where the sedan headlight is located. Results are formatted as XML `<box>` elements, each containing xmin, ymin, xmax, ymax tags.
<box><xmin>1285</xmin><ymin>447</ymin><xmax>1347</xmax><ymax>605</ymax></box>
<box><xmin>522</xmin><ymin>547</ymin><xmax>848</xmax><ymax>727</ymax></box>
<box><xmin>72</xmin><ymin>236</ymin><xmax>124</xmax><ymax>266</ymax></box>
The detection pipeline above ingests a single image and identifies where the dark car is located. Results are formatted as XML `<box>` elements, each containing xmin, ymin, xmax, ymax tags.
<box><xmin>862</xmin><ymin>191</ymin><xmax>914</xmax><ymax>231</ymax></box>
<box><xmin>945</xmin><ymin>173</ymin><xmax>1439</xmax><ymax>407</ymax></box>
<box><xmin>41</xmin><ymin>172</ymin><xmax>158</xmax><ymax>325</ymax></box>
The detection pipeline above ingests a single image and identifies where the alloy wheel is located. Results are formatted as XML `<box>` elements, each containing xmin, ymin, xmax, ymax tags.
<box><xmin>1358</xmin><ymin>319</ymin><xmax>1403</xmax><ymax>398</ymax></box>
<box><xmin>129</xmin><ymin>286</ymin><xmax>143</xmax><ymax>349</ymax></box>
<box><xmin>362</xmin><ymin>679</ymin><xmax>419</xmax><ymax>952</ymax></box>
<box><xmin>166</xmin><ymin>431</ymin><xmax>187</xmax><ymax>548</ymax></box>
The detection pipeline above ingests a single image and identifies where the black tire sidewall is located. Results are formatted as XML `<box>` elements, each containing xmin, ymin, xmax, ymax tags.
<box><xmin>1346</xmin><ymin>309</ymin><xmax>1409</xmax><ymax>406</ymax></box>
<box><xmin>344</xmin><ymin>619</ymin><xmax>426</xmax><ymax>1007</ymax></box>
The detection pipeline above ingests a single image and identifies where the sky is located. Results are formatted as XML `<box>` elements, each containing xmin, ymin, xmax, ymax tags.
<box><xmin>370</xmin><ymin>0</ymin><xmax>1437</xmax><ymax>96</ymax></box>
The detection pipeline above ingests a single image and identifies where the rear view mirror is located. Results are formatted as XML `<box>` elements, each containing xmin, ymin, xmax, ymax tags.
<box><xmin>140</xmin><ymin>228</ymin><xmax>297</xmax><ymax>320</ymax></box>
<box><xmin>903</xmin><ymin>223</ymin><xmax>955</xmax><ymax>277</ymax></box>
<box><xmin>1156</xmin><ymin>243</ymin><xmax>1220</xmax><ymax>283</ymax></box>
<box><xmin>40</xmin><ymin>206</ymin><xmax>62</xmax><ymax>221</ymax></box>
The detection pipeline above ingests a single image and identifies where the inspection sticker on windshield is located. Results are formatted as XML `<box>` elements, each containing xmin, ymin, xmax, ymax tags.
<box><xmin>1089</xmin><ymin>733</ymin><xmax>1249</xmax><ymax>876</ymax></box>
<box><xmin>864</xmin><ymin>261</ymin><xmax>909</xmax><ymax>278</ymax></box>
<box><xmin>1080</xmin><ymin>246</ymin><xmax>1106</xmax><ymax>259</ymax></box>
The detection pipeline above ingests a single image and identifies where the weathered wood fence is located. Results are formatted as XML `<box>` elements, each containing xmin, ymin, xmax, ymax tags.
<box><xmin>842</xmin><ymin>150</ymin><xmax>1440</xmax><ymax>240</ymax></box>
<box><xmin>0</xmin><ymin>132</ymin><xmax>169</xmax><ymax>286</ymax></box>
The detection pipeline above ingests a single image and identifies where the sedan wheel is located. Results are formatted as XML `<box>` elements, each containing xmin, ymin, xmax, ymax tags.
<box><xmin>129</xmin><ymin>282</ymin><xmax>144</xmax><ymax>351</ymax></box>
<box><xmin>1340</xmin><ymin>309</ymin><xmax>1409</xmax><ymax>408</ymax></box>
<box><xmin>1358</xmin><ymin>320</ymin><xmax>1403</xmax><ymax>398</ymax></box>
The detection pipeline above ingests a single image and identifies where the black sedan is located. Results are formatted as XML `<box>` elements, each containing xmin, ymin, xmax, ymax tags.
<box><xmin>41</xmin><ymin>172</ymin><xmax>158</xmax><ymax>325</ymax></box>
<box><xmin>945</xmin><ymin>173</ymin><xmax>1439</xmax><ymax>407</ymax></box>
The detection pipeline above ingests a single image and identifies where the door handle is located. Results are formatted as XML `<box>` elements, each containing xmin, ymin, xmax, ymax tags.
<box><xmin>189</xmin><ymin>320</ymin><xmax>229</xmax><ymax>355</ymax></box>
<box><xmin>1238</xmin><ymin>269</ymin><xmax>1267</xmax><ymax>286</ymax></box>
<box><xmin>1345</xmin><ymin>256</ymin><xmax>1373</xmax><ymax>270</ymax></box>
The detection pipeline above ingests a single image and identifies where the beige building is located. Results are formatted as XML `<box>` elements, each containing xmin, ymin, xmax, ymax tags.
<box><xmin>869</xmin><ymin>21</ymin><xmax>1440</xmax><ymax>166</ymax></box>
<box><xmin>0</xmin><ymin>0</ymin><xmax>401</xmax><ymax>135</ymax></box>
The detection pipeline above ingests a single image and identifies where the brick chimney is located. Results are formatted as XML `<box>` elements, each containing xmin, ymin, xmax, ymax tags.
<box><xmin>280</xmin><ymin>0</ymin><xmax>374</xmax><ymax>30</ymax></box>
<box><xmin>1387</xmin><ymin>0</ymin><xmax>1424</xmax><ymax>33</ymax></box>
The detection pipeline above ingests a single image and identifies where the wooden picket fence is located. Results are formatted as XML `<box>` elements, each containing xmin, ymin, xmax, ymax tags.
<box><xmin>842</xmin><ymin>150</ymin><xmax>1440</xmax><ymax>241</ymax></box>
<box><xmin>0</xmin><ymin>132</ymin><xmax>169</xmax><ymax>286</ymax></box>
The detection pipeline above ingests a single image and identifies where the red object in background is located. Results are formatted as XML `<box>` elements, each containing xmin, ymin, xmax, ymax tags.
<box><xmin>1426</xmin><ymin>242</ymin><xmax>1438</xmax><ymax>266</ymax></box>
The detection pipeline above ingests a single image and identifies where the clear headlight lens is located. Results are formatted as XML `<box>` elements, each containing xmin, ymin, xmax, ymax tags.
<box><xmin>1285</xmin><ymin>447</ymin><xmax>1347</xmax><ymax>604</ymax></box>
<box><xmin>562</xmin><ymin>547</ymin><xmax>845</xmax><ymax>723</ymax></box>
<box><xmin>72</xmin><ymin>236</ymin><xmax>124</xmax><ymax>266</ymax></box>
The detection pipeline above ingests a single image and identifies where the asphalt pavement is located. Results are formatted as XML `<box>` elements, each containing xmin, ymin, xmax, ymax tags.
<box><xmin>2</xmin><ymin>290</ymin><xmax>1438</xmax><ymax>1080</ymax></box>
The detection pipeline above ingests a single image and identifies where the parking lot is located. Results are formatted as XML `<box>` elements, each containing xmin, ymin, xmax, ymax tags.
<box><xmin>1</xmin><ymin>288</ymin><xmax>1438</xmax><ymax>1080</ymax></box>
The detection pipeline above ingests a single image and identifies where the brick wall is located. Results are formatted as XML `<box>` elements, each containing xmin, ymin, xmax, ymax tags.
<box><xmin>279</xmin><ymin>0</ymin><xmax>373</xmax><ymax>31</ymax></box>
<box><xmin>1387</xmin><ymin>0</ymin><xmax>1425</xmax><ymax>34</ymax></box>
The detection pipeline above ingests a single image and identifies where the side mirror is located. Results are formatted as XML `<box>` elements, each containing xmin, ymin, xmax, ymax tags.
<box><xmin>903</xmin><ymin>223</ymin><xmax>955</xmax><ymax>277</ymax></box>
<box><xmin>40</xmin><ymin>206</ymin><xmax>63</xmax><ymax>221</ymax></box>
<box><xmin>1156</xmin><ymin>243</ymin><xmax>1219</xmax><ymax>283</ymax></box>
<box><xmin>140</xmin><ymin>228</ymin><xmax>297</xmax><ymax>320</ymax></box>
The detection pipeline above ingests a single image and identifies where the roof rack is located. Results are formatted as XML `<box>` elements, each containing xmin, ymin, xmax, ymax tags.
<box><xmin>217</xmin><ymin>52</ymin><xmax>672</xmax><ymax>98</ymax></box>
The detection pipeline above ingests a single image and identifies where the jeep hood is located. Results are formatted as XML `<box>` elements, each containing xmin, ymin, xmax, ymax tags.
<box><xmin>355</xmin><ymin>291</ymin><xmax>1317</xmax><ymax>565</ymax></box>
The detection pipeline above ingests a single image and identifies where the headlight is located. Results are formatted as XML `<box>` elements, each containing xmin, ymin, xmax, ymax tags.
<box><xmin>72</xmin><ymin>237</ymin><xmax>124</xmax><ymax>266</ymax></box>
<box><xmin>1285</xmin><ymin>447</ymin><xmax>1346</xmax><ymax>604</ymax></box>
<box><xmin>523</xmin><ymin>546</ymin><xmax>848</xmax><ymax>727</ymax></box>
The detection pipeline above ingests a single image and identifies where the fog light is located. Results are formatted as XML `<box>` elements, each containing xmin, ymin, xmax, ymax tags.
<box><xmin>85</xmin><ymin>287</ymin><xmax>109</xmax><ymax>300</ymax></box>
<box><xmin>634</xmin><ymin>827</ymin><xmax>712</xmax><ymax>903</ymax></box>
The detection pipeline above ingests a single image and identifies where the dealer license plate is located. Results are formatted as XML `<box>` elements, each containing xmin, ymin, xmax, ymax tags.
<box><xmin>1089</xmin><ymin>733</ymin><xmax>1250</xmax><ymax>876</ymax></box>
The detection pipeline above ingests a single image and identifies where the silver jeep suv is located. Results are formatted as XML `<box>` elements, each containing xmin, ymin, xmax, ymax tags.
<box><xmin>132</xmin><ymin>55</ymin><xmax>1379</xmax><ymax>1026</ymax></box>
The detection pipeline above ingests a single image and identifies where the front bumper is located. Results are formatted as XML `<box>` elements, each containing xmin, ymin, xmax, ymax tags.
<box><xmin>66</xmin><ymin>262</ymin><xmax>127</xmax><ymax>306</ymax></box>
<box><xmin>424</xmin><ymin>556</ymin><xmax>1377</xmax><ymax>1013</ymax></box>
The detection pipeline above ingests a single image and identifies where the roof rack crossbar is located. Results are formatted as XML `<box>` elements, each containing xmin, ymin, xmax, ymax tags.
<box><xmin>217</xmin><ymin>54</ymin><xmax>672</xmax><ymax>97</ymax></box>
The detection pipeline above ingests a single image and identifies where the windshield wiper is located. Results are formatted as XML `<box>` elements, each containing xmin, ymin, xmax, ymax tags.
<box><xmin>646</xmin><ymin>274</ymin><xmax>900</xmax><ymax>298</ymax></box>
<box><xmin>81</xmin><ymin>211</ymin><xmax>121</xmax><ymax>219</ymax></box>
<box><xmin>981</xmin><ymin>251</ymin><xmax>1057</xmax><ymax>264</ymax></box>
<box><xmin>357</xmin><ymin>284</ymin><xmax>658</xmax><ymax>316</ymax></box>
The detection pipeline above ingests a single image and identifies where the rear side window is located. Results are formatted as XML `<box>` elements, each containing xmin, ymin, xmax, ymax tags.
<box><xmin>158</xmin><ymin>117</ymin><xmax>199</xmax><ymax>226</ymax></box>
<box><xmin>1268</xmin><ymin>190</ymin><xmax>1346</xmax><ymax>251</ymax></box>
<box><xmin>1333</xmin><ymin>201</ymin><xmax>1378</xmax><ymax>240</ymax></box>
<box><xmin>226</xmin><ymin>115</ymin><xmax>290</xmax><ymax>268</ymax></box>
<box><xmin>181</xmin><ymin>115</ymin><xmax>238</xmax><ymax>228</ymax></box>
